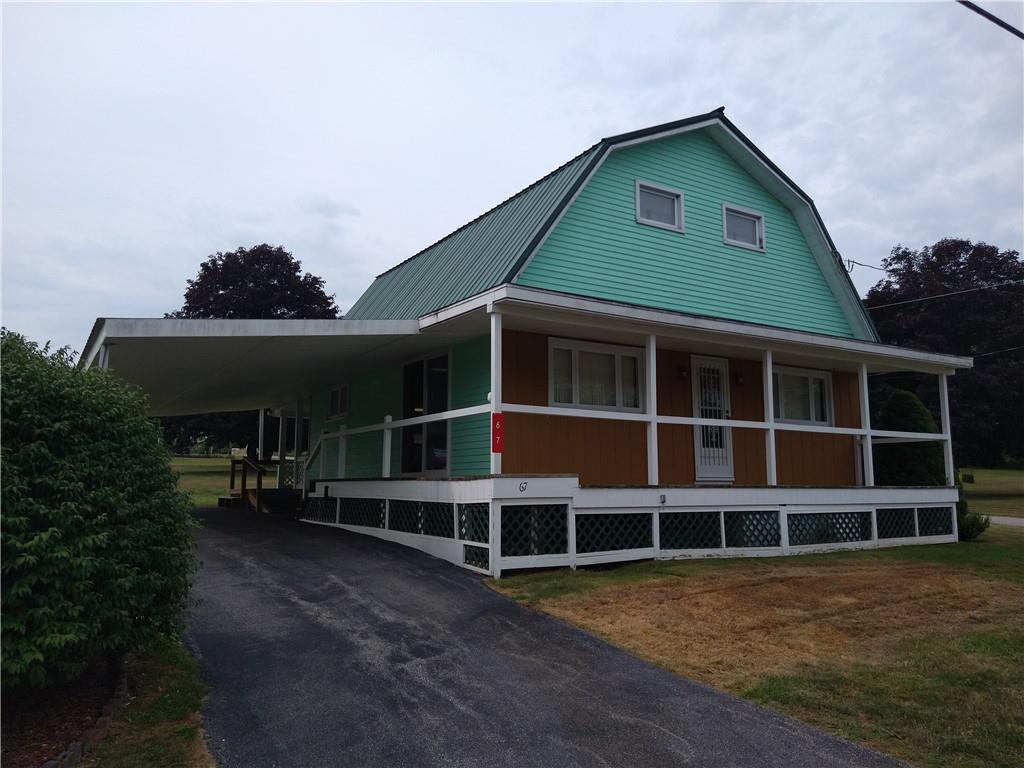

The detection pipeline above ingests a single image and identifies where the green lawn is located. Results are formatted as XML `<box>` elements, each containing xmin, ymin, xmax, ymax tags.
<box><xmin>494</xmin><ymin>527</ymin><xmax>1024</xmax><ymax>768</ymax></box>
<box><xmin>961</xmin><ymin>467</ymin><xmax>1024</xmax><ymax>518</ymax></box>
<box><xmin>171</xmin><ymin>455</ymin><xmax>279</xmax><ymax>507</ymax></box>
<box><xmin>170</xmin><ymin>456</ymin><xmax>233</xmax><ymax>507</ymax></box>
<box><xmin>81</xmin><ymin>640</ymin><xmax>213</xmax><ymax>768</ymax></box>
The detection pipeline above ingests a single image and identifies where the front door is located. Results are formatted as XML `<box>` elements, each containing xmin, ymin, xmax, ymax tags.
<box><xmin>691</xmin><ymin>356</ymin><xmax>734</xmax><ymax>483</ymax></box>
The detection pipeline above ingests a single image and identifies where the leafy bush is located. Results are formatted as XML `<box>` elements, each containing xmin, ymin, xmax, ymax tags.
<box><xmin>872</xmin><ymin>388</ymin><xmax>945</xmax><ymax>487</ymax></box>
<box><xmin>955</xmin><ymin>480</ymin><xmax>990</xmax><ymax>541</ymax></box>
<box><xmin>2</xmin><ymin>331</ymin><xmax>196</xmax><ymax>690</ymax></box>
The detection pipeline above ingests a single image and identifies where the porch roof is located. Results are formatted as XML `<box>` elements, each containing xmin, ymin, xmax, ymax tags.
<box><xmin>81</xmin><ymin>318</ymin><xmax>439</xmax><ymax>416</ymax></box>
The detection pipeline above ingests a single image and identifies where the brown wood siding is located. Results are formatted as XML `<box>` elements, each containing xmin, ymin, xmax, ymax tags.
<box><xmin>503</xmin><ymin>412</ymin><xmax>648</xmax><ymax>486</ymax></box>
<box><xmin>776</xmin><ymin>432</ymin><xmax>857</xmax><ymax>486</ymax></box>
<box><xmin>657</xmin><ymin>423</ymin><xmax>695</xmax><ymax>484</ymax></box>
<box><xmin>832</xmin><ymin>371</ymin><xmax>861</xmax><ymax>429</ymax></box>
<box><xmin>503</xmin><ymin>329</ymin><xmax>548</xmax><ymax>406</ymax></box>
<box><xmin>656</xmin><ymin>349</ymin><xmax>693</xmax><ymax>416</ymax></box>
<box><xmin>501</xmin><ymin>330</ymin><xmax>858</xmax><ymax>487</ymax></box>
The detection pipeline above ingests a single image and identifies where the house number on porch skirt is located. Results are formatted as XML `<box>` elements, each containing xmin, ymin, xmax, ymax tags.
<box><xmin>491</xmin><ymin>412</ymin><xmax>505</xmax><ymax>453</ymax></box>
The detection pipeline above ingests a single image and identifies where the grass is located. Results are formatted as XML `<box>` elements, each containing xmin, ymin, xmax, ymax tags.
<box><xmin>82</xmin><ymin>640</ymin><xmax>213</xmax><ymax>768</ymax></box>
<box><xmin>744</xmin><ymin>626</ymin><xmax>1024</xmax><ymax>768</ymax></box>
<box><xmin>961</xmin><ymin>467</ymin><xmax>1024</xmax><ymax>518</ymax></box>
<box><xmin>493</xmin><ymin>527</ymin><xmax>1024</xmax><ymax>767</ymax></box>
<box><xmin>171</xmin><ymin>455</ymin><xmax>278</xmax><ymax>507</ymax></box>
<box><xmin>171</xmin><ymin>456</ymin><xmax>232</xmax><ymax>507</ymax></box>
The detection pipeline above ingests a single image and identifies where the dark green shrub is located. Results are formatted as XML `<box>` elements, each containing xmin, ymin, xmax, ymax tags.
<box><xmin>955</xmin><ymin>479</ymin><xmax>990</xmax><ymax>541</ymax></box>
<box><xmin>960</xmin><ymin>472</ymin><xmax>975</xmax><ymax>484</ymax></box>
<box><xmin>1</xmin><ymin>331</ymin><xmax>196</xmax><ymax>690</ymax></box>
<box><xmin>872</xmin><ymin>388</ymin><xmax>945</xmax><ymax>486</ymax></box>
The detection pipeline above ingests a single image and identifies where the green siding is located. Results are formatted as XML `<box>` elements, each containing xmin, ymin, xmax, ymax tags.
<box><xmin>450</xmin><ymin>413</ymin><xmax>490</xmax><ymax>476</ymax></box>
<box><xmin>452</xmin><ymin>335</ymin><xmax>490</xmax><ymax>408</ymax></box>
<box><xmin>306</xmin><ymin>335</ymin><xmax>491</xmax><ymax>480</ymax></box>
<box><xmin>517</xmin><ymin>130</ymin><xmax>854</xmax><ymax>338</ymax></box>
<box><xmin>450</xmin><ymin>335</ymin><xmax>490</xmax><ymax>476</ymax></box>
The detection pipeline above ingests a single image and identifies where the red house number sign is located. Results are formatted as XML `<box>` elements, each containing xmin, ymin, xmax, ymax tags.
<box><xmin>491</xmin><ymin>412</ymin><xmax>505</xmax><ymax>453</ymax></box>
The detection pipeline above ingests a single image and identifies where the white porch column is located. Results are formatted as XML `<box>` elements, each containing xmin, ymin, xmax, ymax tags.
<box><xmin>762</xmin><ymin>349</ymin><xmax>777</xmax><ymax>486</ymax></box>
<box><xmin>257</xmin><ymin>409</ymin><xmax>265</xmax><ymax>461</ymax></box>
<box><xmin>646</xmin><ymin>334</ymin><xmax>659</xmax><ymax>485</ymax></box>
<box><xmin>381</xmin><ymin>415</ymin><xmax>392</xmax><ymax>478</ymax></box>
<box><xmin>276</xmin><ymin>412</ymin><xmax>286</xmax><ymax>486</ymax></box>
<box><xmin>938</xmin><ymin>372</ymin><xmax>955</xmax><ymax>486</ymax></box>
<box><xmin>489</xmin><ymin>309</ymin><xmax>503</xmax><ymax>475</ymax></box>
<box><xmin>858</xmin><ymin>363</ymin><xmax>875</xmax><ymax>487</ymax></box>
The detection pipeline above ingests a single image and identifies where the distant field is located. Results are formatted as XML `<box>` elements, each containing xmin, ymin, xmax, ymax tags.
<box><xmin>961</xmin><ymin>467</ymin><xmax>1024</xmax><ymax>519</ymax></box>
<box><xmin>171</xmin><ymin>455</ymin><xmax>280</xmax><ymax>507</ymax></box>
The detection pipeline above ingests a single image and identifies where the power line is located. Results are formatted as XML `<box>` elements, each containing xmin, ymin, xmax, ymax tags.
<box><xmin>957</xmin><ymin>1</ymin><xmax>1024</xmax><ymax>40</ymax></box>
<box><xmin>974</xmin><ymin>345</ymin><xmax>1024</xmax><ymax>359</ymax></box>
<box><xmin>846</xmin><ymin>259</ymin><xmax>886</xmax><ymax>272</ymax></box>
<box><xmin>866</xmin><ymin>279</ymin><xmax>1024</xmax><ymax>310</ymax></box>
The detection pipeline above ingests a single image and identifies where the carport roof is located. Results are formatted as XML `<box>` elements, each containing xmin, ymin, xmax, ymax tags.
<box><xmin>82</xmin><ymin>317</ymin><xmax>430</xmax><ymax>416</ymax></box>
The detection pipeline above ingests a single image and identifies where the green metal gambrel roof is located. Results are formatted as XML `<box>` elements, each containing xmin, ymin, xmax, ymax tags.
<box><xmin>344</xmin><ymin>108</ymin><xmax>877</xmax><ymax>340</ymax></box>
<box><xmin>345</xmin><ymin>143</ymin><xmax>601</xmax><ymax>320</ymax></box>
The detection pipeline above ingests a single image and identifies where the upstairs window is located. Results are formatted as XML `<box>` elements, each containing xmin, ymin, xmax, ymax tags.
<box><xmin>772</xmin><ymin>367</ymin><xmax>832</xmax><ymax>425</ymax></box>
<box><xmin>723</xmin><ymin>205</ymin><xmax>765</xmax><ymax>251</ymax></box>
<box><xmin>636</xmin><ymin>180</ymin><xmax>684</xmax><ymax>232</ymax></box>
<box><xmin>328</xmin><ymin>385</ymin><xmax>349</xmax><ymax>419</ymax></box>
<box><xmin>550</xmin><ymin>338</ymin><xmax>643</xmax><ymax>412</ymax></box>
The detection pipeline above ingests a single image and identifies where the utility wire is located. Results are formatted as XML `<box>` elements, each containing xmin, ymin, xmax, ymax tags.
<box><xmin>866</xmin><ymin>279</ymin><xmax>1024</xmax><ymax>310</ymax></box>
<box><xmin>846</xmin><ymin>259</ymin><xmax>886</xmax><ymax>272</ymax></box>
<box><xmin>957</xmin><ymin>1</ymin><xmax>1024</xmax><ymax>40</ymax></box>
<box><xmin>973</xmin><ymin>345</ymin><xmax>1024</xmax><ymax>359</ymax></box>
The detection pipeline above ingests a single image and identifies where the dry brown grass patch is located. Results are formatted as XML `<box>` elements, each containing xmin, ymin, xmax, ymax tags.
<box><xmin>536</xmin><ymin>561</ymin><xmax>1024</xmax><ymax>690</ymax></box>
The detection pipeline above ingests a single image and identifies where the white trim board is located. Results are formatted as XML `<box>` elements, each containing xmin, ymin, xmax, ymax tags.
<box><xmin>418</xmin><ymin>284</ymin><xmax>971</xmax><ymax>374</ymax></box>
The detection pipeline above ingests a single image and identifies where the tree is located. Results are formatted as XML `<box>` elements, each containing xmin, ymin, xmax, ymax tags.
<box><xmin>864</xmin><ymin>238</ymin><xmax>1024</xmax><ymax>467</ymax></box>
<box><xmin>164</xmin><ymin>244</ymin><xmax>338</xmax><ymax>455</ymax></box>
<box><xmin>2</xmin><ymin>331</ymin><xmax>195</xmax><ymax>689</ymax></box>
<box><xmin>168</xmin><ymin>243</ymin><xmax>339</xmax><ymax>320</ymax></box>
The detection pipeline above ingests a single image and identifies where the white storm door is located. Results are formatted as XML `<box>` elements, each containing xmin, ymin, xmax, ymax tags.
<box><xmin>691</xmin><ymin>356</ymin><xmax>734</xmax><ymax>483</ymax></box>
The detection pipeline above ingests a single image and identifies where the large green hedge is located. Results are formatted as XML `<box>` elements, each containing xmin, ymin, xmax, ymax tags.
<box><xmin>2</xmin><ymin>331</ymin><xmax>196</xmax><ymax>690</ymax></box>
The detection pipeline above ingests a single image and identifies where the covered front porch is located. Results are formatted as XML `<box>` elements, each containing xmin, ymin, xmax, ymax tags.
<box><xmin>83</xmin><ymin>284</ymin><xmax>971</xmax><ymax>576</ymax></box>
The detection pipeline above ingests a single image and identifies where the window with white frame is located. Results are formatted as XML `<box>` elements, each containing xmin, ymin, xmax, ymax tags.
<box><xmin>636</xmin><ymin>180</ymin><xmax>684</xmax><ymax>232</ymax></box>
<box><xmin>328</xmin><ymin>385</ymin><xmax>349</xmax><ymax>419</ymax></box>
<box><xmin>772</xmin><ymin>367</ymin><xmax>832</xmax><ymax>425</ymax></box>
<box><xmin>550</xmin><ymin>339</ymin><xmax>642</xmax><ymax>411</ymax></box>
<box><xmin>723</xmin><ymin>205</ymin><xmax>765</xmax><ymax>251</ymax></box>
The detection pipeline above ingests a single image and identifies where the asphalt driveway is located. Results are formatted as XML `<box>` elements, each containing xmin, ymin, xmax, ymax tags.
<box><xmin>187</xmin><ymin>509</ymin><xmax>905</xmax><ymax>768</ymax></box>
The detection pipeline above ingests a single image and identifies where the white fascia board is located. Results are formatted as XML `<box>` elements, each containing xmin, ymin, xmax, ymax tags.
<box><xmin>99</xmin><ymin>317</ymin><xmax>419</xmax><ymax>339</ymax></box>
<box><xmin>703</xmin><ymin>125</ymin><xmax>877</xmax><ymax>341</ymax></box>
<box><xmin>419</xmin><ymin>284</ymin><xmax>971</xmax><ymax>373</ymax></box>
<box><xmin>82</xmin><ymin>317</ymin><xmax>421</xmax><ymax>369</ymax></box>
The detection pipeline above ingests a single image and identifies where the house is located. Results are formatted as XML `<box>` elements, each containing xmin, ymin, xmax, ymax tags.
<box><xmin>83</xmin><ymin>107</ymin><xmax>972</xmax><ymax>577</ymax></box>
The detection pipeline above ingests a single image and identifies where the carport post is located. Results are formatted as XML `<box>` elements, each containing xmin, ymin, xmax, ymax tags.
<box><xmin>382</xmin><ymin>415</ymin><xmax>392</xmax><ymax>478</ymax></box>
<box><xmin>277</xmin><ymin>412</ymin><xmax>286</xmax><ymax>486</ymax></box>
<box><xmin>257</xmin><ymin>409</ymin><xmax>265</xmax><ymax>461</ymax></box>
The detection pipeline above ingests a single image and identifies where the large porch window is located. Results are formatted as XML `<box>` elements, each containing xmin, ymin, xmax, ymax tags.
<box><xmin>549</xmin><ymin>338</ymin><xmax>642</xmax><ymax>412</ymax></box>
<box><xmin>401</xmin><ymin>354</ymin><xmax>449</xmax><ymax>474</ymax></box>
<box><xmin>772</xmin><ymin>367</ymin><xmax>832</xmax><ymax>425</ymax></box>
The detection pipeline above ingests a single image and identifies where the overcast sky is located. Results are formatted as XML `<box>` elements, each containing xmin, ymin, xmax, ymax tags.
<box><xmin>3</xmin><ymin>1</ymin><xmax>1022</xmax><ymax>353</ymax></box>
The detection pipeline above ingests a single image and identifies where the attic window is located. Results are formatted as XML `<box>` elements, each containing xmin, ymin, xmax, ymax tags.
<box><xmin>723</xmin><ymin>205</ymin><xmax>765</xmax><ymax>251</ymax></box>
<box><xmin>636</xmin><ymin>180</ymin><xmax>684</xmax><ymax>232</ymax></box>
